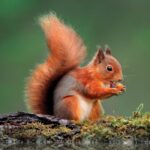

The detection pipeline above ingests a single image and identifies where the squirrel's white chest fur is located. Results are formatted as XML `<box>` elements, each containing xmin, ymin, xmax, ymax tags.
<box><xmin>76</xmin><ymin>94</ymin><xmax>94</xmax><ymax>121</ymax></box>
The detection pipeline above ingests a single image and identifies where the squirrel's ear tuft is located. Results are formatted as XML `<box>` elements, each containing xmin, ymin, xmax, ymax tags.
<box><xmin>105</xmin><ymin>45</ymin><xmax>111</xmax><ymax>55</ymax></box>
<box><xmin>93</xmin><ymin>48</ymin><xmax>105</xmax><ymax>64</ymax></box>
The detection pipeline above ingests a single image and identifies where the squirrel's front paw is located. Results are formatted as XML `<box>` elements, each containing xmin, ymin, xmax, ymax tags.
<box><xmin>112</xmin><ymin>83</ymin><xmax>126</xmax><ymax>95</ymax></box>
<box><xmin>116</xmin><ymin>83</ymin><xmax>126</xmax><ymax>92</ymax></box>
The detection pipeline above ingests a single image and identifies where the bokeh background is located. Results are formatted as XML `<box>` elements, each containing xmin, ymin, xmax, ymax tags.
<box><xmin>0</xmin><ymin>0</ymin><xmax>149</xmax><ymax>115</ymax></box>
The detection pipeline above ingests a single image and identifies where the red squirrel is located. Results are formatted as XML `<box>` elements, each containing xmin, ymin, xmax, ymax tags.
<box><xmin>26</xmin><ymin>13</ymin><xmax>125</xmax><ymax>121</ymax></box>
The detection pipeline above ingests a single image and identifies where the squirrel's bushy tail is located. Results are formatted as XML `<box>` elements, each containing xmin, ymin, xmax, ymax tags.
<box><xmin>26</xmin><ymin>13</ymin><xmax>86</xmax><ymax>114</ymax></box>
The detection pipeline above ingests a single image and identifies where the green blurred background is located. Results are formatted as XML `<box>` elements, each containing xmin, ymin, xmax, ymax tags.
<box><xmin>0</xmin><ymin>0</ymin><xmax>149</xmax><ymax>115</ymax></box>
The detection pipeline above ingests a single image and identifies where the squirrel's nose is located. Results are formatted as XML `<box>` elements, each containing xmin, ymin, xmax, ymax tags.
<box><xmin>118</xmin><ymin>78</ymin><xmax>123</xmax><ymax>82</ymax></box>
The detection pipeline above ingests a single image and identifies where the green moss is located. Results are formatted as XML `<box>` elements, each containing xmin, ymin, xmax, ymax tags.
<box><xmin>76</xmin><ymin>104</ymin><xmax>150</xmax><ymax>141</ymax></box>
<box><xmin>3</xmin><ymin>105</ymin><xmax>150</xmax><ymax>143</ymax></box>
<box><xmin>6</xmin><ymin>122</ymin><xmax>71</xmax><ymax>140</ymax></box>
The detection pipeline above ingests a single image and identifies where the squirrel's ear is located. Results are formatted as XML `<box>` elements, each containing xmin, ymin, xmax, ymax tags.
<box><xmin>93</xmin><ymin>48</ymin><xmax>105</xmax><ymax>64</ymax></box>
<box><xmin>105</xmin><ymin>45</ymin><xmax>111</xmax><ymax>55</ymax></box>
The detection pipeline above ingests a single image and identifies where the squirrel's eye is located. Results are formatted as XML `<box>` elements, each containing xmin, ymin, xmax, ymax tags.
<box><xmin>106</xmin><ymin>65</ymin><xmax>113</xmax><ymax>71</ymax></box>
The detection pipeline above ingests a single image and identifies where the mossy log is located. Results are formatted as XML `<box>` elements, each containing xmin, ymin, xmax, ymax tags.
<box><xmin>0</xmin><ymin>112</ymin><xmax>150</xmax><ymax>149</ymax></box>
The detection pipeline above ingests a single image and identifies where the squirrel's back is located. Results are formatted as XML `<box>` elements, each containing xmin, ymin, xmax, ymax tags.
<box><xmin>25</xmin><ymin>13</ymin><xmax>86</xmax><ymax>114</ymax></box>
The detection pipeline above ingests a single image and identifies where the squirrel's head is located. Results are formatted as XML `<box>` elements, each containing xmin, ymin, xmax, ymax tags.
<box><xmin>89</xmin><ymin>46</ymin><xmax>123</xmax><ymax>83</ymax></box>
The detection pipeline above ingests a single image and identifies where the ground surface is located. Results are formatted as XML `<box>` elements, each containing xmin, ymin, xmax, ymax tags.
<box><xmin>0</xmin><ymin>109</ymin><xmax>150</xmax><ymax>149</ymax></box>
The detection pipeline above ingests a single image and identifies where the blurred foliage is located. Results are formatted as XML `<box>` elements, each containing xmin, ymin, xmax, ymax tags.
<box><xmin>0</xmin><ymin>0</ymin><xmax>150</xmax><ymax>115</ymax></box>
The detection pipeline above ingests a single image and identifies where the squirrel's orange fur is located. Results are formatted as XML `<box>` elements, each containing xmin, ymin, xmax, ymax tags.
<box><xmin>26</xmin><ymin>13</ymin><xmax>125</xmax><ymax>121</ymax></box>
